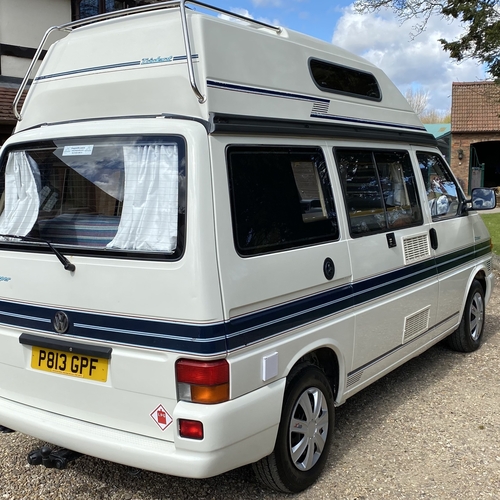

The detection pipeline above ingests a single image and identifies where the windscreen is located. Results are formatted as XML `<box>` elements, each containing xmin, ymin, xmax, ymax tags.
<box><xmin>0</xmin><ymin>135</ymin><xmax>186</xmax><ymax>258</ymax></box>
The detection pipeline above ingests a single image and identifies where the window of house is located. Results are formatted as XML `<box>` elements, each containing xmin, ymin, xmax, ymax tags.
<box><xmin>309</xmin><ymin>59</ymin><xmax>381</xmax><ymax>101</ymax></box>
<box><xmin>73</xmin><ymin>0</ymin><xmax>131</xmax><ymax>20</ymax></box>
<box><xmin>227</xmin><ymin>146</ymin><xmax>339</xmax><ymax>256</ymax></box>
<box><xmin>417</xmin><ymin>152</ymin><xmax>463</xmax><ymax>218</ymax></box>
<box><xmin>335</xmin><ymin>149</ymin><xmax>422</xmax><ymax>235</ymax></box>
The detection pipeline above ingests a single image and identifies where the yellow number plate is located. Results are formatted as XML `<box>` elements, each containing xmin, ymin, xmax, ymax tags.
<box><xmin>31</xmin><ymin>346</ymin><xmax>108</xmax><ymax>382</ymax></box>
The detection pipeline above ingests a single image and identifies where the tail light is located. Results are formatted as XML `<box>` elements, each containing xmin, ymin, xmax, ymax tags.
<box><xmin>179</xmin><ymin>419</ymin><xmax>204</xmax><ymax>440</ymax></box>
<box><xmin>176</xmin><ymin>359</ymin><xmax>229</xmax><ymax>404</ymax></box>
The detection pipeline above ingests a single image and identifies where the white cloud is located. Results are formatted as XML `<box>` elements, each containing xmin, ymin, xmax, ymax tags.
<box><xmin>230</xmin><ymin>7</ymin><xmax>253</xmax><ymax>18</ymax></box>
<box><xmin>332</xmin><ymin>7</ymin><xmax>487</xmax><ymax>113</ymax></box>
<box><xmin>218</xmin><ymin>7</ymin><xmax>280</xmax><ymax>27</ymax></box>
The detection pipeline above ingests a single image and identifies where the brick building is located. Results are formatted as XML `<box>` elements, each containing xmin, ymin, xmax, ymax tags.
<box><xmin>451</xmin><ymin>81</ymin><xmax>500</xmax><ymax>193</ymax></box>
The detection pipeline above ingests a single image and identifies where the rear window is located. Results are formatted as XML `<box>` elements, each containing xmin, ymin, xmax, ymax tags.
<box><xmin>0</xmin><ymin>135</ymin><xmax>186</xmax><ymax>259</ymax></box>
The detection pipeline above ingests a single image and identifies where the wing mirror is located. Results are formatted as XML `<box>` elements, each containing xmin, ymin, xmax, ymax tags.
<box><xmin>468</xmin><ymin>188</ymin><xmax>497</xmax><ymax>211</ymax></box>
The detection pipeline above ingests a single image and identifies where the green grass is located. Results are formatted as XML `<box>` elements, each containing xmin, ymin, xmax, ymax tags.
<box><xmin>481</xmin><ymin>214</ymin><xmax>500</xmax><ymax>255</ymax></box>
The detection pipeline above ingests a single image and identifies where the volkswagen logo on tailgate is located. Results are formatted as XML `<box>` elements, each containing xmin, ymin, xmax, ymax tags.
<box><xmin>53</xmin><ymin>311</ymin><xmax>69</xmax><ymax>334</ymax></box>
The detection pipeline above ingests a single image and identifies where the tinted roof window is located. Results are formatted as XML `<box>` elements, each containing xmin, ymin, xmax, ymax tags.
<box><xmin>310</xmin><ymin>59</ymin><xmax>381</xmax><ymax>100</ymax></box>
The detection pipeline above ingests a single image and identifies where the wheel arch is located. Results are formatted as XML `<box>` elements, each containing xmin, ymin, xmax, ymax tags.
<box><xmin>458</xmin><ymin>265</ymin><xmax>489</xmax><ymax>318</ymax></box>
<box><xmin>474</xmin><ymin>269</ymin><xmax>486</xmax><ymax>293</ymax></box>
<box><xmin>286</xmin><ymin>345</ymin><xmax>341</xmax><ymax>401</ymax></box>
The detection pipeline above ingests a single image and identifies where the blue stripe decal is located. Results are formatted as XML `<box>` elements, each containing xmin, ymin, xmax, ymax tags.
<box><xmin>309</xmin><ymin>112</ymin><xmax>426</xmax><ymax>132</ymax></box>
<box><xmin>206</xmin><ymin>79</ymin><xmax>330</xmax><ymax>103</ymax></box>
<box><xmin>206</xmin><ymin>79</ymin><xmax>427</xmax><ymax>133</ymax></box>
<box><xmin>0</xmin><ymin>300</ymin><xmax>226</xmax><ymax>355</ymax></box>
<box><xmin>35</xmin><ymin>61</ymin><xmax>141</xmax><ymax>81</ymax></box>
<box><xmin>225</xmin><ymin>257</ymin><xmax>437</xmax><ymax>350</ymax></box>
<box><xmin>1</xmin><ymin>242</ymin><xmax>490</xmax><ymax>355</ymax></box>
<box><xmin>34</xmin><ymin>55</ymin><xmax>199</xmax><ymax>82</ymax></box>
<box><xmin>225</xmin><ymin>283</ymin><xmax>354</xmax><ymax>350</ymax></box>
<box><xmin>475</xmin><ymin>240</ymin><xmax>492</xmax><ymax>259</ymax></box>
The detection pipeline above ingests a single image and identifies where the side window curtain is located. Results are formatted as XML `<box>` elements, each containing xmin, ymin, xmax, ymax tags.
<box><xmin>335</xmin><ymin>148</ymin><xmax>423</xmax><ymax>236</ymax></box>
<box><xmin>417</xmin><ymin>152</ymin><xmax>462</xmax><ymax>218</ymax></box>
<box><xmin>0</xmin><ymin>152</ymin><xmax>41</xmax><ymax>236</ymax></box>
<box><xmin>374</xmin><ymin>151</ymin><xmax>422</xmax><ymax>229</ymax></box>
<box><xmin>227</xmin><ymin>146</ymin><xmax>339</xmax><ymax>256</ymax></box>
<box><xmin>107</xmin><ymin>144</ymin><xmax>179</xmax><ymax>252</ymax></box>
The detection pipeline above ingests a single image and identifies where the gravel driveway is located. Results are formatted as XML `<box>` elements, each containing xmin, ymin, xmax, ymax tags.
<box><xmin>1</xmin><ymin>271</ymin><xmax>499</xmax><ymax>500</ymax></box>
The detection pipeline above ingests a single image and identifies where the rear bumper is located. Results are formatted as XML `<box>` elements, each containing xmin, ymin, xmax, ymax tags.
<box><xmin>0</xmin><ymin>378</ymin><xmax>285</xmax><ymax>478</ymax></box>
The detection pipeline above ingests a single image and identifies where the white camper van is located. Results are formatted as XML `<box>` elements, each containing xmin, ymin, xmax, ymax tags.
<box><xmin>0</xmin><ymin>0</ymin><xmax>496</xmax><ymax>493</ymax></box>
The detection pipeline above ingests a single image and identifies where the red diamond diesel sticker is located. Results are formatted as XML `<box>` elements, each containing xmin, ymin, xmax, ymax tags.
<box><xmin>150</xmin><ymin>404</ymin><xmax>173</xmax><ymax>431</ymax></box>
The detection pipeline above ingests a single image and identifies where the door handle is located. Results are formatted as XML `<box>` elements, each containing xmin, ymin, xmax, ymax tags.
<box><xmin>429</xmin><ymin>228</ymin><xmax>438</xmax><ymax>250</ymax></box>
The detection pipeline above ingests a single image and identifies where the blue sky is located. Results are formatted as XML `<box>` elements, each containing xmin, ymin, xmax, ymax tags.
<box><xmin>211</xmin><ymin>0</ymin><xmax>347</xmax><ymax>41</ymax></box>
<box><xmin>195</xmin><ymin>0</ymin><xmax>488</xmax><ymax>113</ymax></box>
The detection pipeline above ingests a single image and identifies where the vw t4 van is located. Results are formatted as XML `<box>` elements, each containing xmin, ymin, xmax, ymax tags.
<box><xmin>0</xmin><ymin>0</ymin><xmax>496</xmax><ymax>492</ymax></box>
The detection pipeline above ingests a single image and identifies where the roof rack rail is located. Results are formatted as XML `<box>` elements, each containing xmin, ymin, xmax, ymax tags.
<box><xmin>12</xmin><ymin>0</ymin><xmax>281</xmax><ymax>121</ymax></box>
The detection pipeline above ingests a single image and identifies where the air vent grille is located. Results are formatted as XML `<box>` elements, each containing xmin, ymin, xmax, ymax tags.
<box><xmin>403</xmin><ymin>307</ymin><xmax>430</xmax><ymax>343</ymax></box>
<box><xmin>403</xmin><ymin>234</ymin><xmax>431</xmax><ymax>265</ymax></box>
<box><xmin>346</xmin><ymin>371</ymin><xmax>363</xmax><ymax>388</ymax></box>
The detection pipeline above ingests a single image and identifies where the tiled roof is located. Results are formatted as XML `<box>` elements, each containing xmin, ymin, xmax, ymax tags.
<box><xmin>0</xmin><ymin>85</ymin><xmax>25</xmax><ymax>123</ymax></box>
<box><xmin>451</xmin><ymin>81</ymin><xmax>500</xmax><ymax>132</ymax></box>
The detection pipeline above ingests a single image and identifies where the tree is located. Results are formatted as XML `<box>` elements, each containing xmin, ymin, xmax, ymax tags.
<box><xmin>419</xmin><ymin>109</ymin><xmax>451</xmax><ymax>123</ymax></box>
<box><xmin>404</xmin><ymin>88</ymin><xmax>450</xmax><ymax>122</ymax></box>
<box><xmin>405</xmin><ymin>88</ymin><xmax>429</xmax><ymax>115</ymax></box>
<box><xmin>354</xmin><ymin>0</ymin><xmax>500</xmax><ymax>79</ymax></box>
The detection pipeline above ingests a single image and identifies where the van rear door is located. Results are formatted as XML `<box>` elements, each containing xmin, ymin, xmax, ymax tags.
<box><xmin>0</xmin><ymin>119</ymin><xmax>224</xmax><ymax>441</ymax></box>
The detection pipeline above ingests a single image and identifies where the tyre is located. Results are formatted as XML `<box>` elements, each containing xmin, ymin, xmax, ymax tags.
<box><xmin>447</xmin><ymin>279</ymin><xmax>485</xmax><ymax>352</ymax></box>
<box><xmin>253</xmin><ymin>364</ymin><xmax>334</xmax><ymax>493</ymax></box>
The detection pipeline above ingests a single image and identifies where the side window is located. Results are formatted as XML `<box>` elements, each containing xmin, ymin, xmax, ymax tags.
<box><xmin>309</xmin><ymin>59</ymin><xmax>381</xmax><ymax>101</ymax></box>
<box><xmin>417</xmin><ymin>152</ymin><xmax>462</xmax><ymax>218</ymax></box>
<box><xmin>335</xmin><ymin>149</ymin><xmax>423</xmax><ymax>236</ymax></box>
<box><xmin>227</xmin><ymin>146</ymin><xmax>339</xmax><ymax>256</ymax></box>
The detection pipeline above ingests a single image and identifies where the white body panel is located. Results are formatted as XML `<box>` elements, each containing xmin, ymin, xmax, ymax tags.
<box><xmin>0</xmin><ymin>379</ymin><xmax>285</xmax><ymax>478</ymax></box>
<box><xmin>15</xmin><ymin>9</ymin><xmax>422</xmax><ymax>134</ymax></box>
<box><xmin>2</xmin><ymin>119</ymin><xmax>222</xmax><ymax>323</ymax></box>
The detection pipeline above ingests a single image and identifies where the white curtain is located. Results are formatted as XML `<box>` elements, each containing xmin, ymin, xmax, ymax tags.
<box><xmin>0</xmin><ymin>152</ymin><xmax>40</xmax><ymax>236</ymax></box>
<box><xmin>107</xmin><ymin>144</ymin><xmax>178</xmax><ymax>252</ymax></box>
<box><xmin>389</xmin><ymin>163</ymin><xmax>410</xmax><ymax>206</ymax></box>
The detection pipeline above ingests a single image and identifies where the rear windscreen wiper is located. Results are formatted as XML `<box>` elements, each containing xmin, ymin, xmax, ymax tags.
<box><xmin>0</xmin><ymin>234</ymin><xmax>76</xmax><ymax>272</ymax></box>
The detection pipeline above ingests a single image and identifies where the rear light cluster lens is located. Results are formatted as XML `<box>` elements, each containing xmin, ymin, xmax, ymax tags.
<box><xmin>175</xmin><ymin>359</ymin><xmax>229</xmax><ymax>404</ymax></box>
